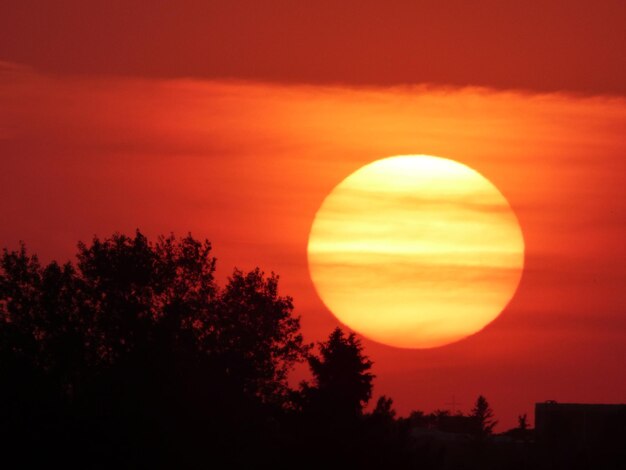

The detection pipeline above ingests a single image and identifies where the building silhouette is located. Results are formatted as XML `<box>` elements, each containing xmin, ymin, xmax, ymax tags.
<box><xmin>535</xmin><ymin>401</ymin><xmax>626</xmax><ymax>469</ymax></box>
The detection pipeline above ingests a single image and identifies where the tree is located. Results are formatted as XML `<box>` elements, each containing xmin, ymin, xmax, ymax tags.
<box><xmin>210</xmin><ymin>267</ymin><xmax>307</xmax><ymax>402</ymax></box>
<box><xmin>371</xmin><ymin>395</ymin><xmax>396</xmax><ymax>422</ymax></box>
<box><xmin>291</xmin><ymin>328</ymin><xmax>376</xmax><ymax>466</ymax></box>
<box><xmin>306</xmin><ymin>327</ymin><xmax>374</xmax><ymax>418</ymax></box>
<box><xmin>0</xmin><ymin>231</ymin><xmax>308</xmax><ymax>402</ymax></box>
<box><xmin>470</xmin><ymin>394</ymin><xmax>498</xmax><ymax>436</ymax></box>
<box><xmin>0</xmin><ymin>231</ymin><xmax>309</xmax><ymax>466</ymax></box>
<box><xmin>364</xmin><ymin>395</ymin><xmax>417</xmax><ymax>468</ymax></box>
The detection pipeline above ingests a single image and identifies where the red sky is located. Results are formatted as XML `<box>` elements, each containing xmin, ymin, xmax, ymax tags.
<box><xmin>1</xmin><ymin>1</ymin><xmax>625</xmax><ymax>429</ymax></box>
<box><xmin>2</xmin><ymin>1</ymin><xmax>626</xmax><ymax>95</ymax></box>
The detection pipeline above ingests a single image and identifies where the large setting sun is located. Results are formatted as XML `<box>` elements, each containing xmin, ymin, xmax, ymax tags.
<box><xmin>308</xmin><ymin>155</ymin><xmax>525</xmax><ymax>348</ymax></box>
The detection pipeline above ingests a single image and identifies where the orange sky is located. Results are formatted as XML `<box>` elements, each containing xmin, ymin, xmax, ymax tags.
<box><xmin>1</xmin><ymin>2</ymin><xmax>626</xmax><ymax>429</ymax></box>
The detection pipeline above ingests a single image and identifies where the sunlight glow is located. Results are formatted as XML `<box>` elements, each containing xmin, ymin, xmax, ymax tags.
<box><xmin>307</xmin><ymin>155</ymin><xmax>525</xmax><ymax>348</ymax></box>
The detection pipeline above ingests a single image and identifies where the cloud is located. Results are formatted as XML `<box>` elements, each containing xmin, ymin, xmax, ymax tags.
<box><xmin>1</xmin><ymin>1</ymin><xmax>625</xmax><ymax>96</ymax></box>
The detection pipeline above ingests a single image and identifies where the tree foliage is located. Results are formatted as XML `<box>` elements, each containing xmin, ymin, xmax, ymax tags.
<box><xmin>306</xmin><ymin>327</ymin><xmax>374</xmax><ymax>418</ymax></box>
<box><xmin>470</xmin><ymin>394</ymin><xmax>498</xmax><ymax>436</ymax></box>
<box><xmin>0</xmin><ymin>231</ymin><xmax>309</xmax><ymax>466</ymax></box>
<box><xmin>372</xmin><ymin>395</ymin><xmax>396</xmax><ymax>421</ymax></box>
<box><xmin>0</xmin><ymin>232</ymin><xmax>307</xmax><ymax>401</ymax></box>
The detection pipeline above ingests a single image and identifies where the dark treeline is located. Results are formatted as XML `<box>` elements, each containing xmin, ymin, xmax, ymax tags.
<box><xmin>0</xmin><ymin>232</ymin><xmax>549</xmax><ymax>468</ymax></box>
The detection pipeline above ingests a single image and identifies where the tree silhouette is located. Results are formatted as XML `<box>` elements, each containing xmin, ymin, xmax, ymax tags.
<box><xmin>470</xmin><ymin>394</ymin><xmax>498</xmax><ymax>436</ymax></box>
<box><xmin>295</xmin><ymin>329</ymin><xmax>417</xmax><ymax>468</ymax></box>
<box><xmin>0</xmin><ymin>231</ymin><xmax>309</xmax><ymax>466</ymax></box>
<box><xmin>212</xmin><ymin>267</ymin><xmax>307</xmax><ymax>403</ymax></box>
<box><xmin>371</xmin><ymin>395</ymin><xmax>396</xmax><ymax>422</ymax></box>
<box><xmin>306</xmin><ymin>327</ymin><xmax>374</xmax><ymax>419</ymax></box>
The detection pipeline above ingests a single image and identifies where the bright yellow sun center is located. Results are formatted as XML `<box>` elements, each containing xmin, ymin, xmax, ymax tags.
<box><xmin>307</xmin><ymin>155</ymin><xmax>525</xmax><ymax>348</ymax></box>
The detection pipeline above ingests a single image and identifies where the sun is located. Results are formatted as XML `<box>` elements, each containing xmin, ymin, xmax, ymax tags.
<box><xmin>307</xmin><ymin>155</ymin><xmax>525</xmax><ymax>348</ymax></box>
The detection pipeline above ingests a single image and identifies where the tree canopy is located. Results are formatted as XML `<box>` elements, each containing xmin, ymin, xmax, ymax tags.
<box><xmin>470</xmin><ymin>394</ymin><xmax>498</xmax><ymax>436</ymax></box>
<box><xmin>306</xmin><ymin>327</ymin><xmax>374</xmax><ymax>419</ymax></box>
<box><xmin>0</xmin><ymin>231</ymin><xmax>309</xmax><ymax>466</ymax></box>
